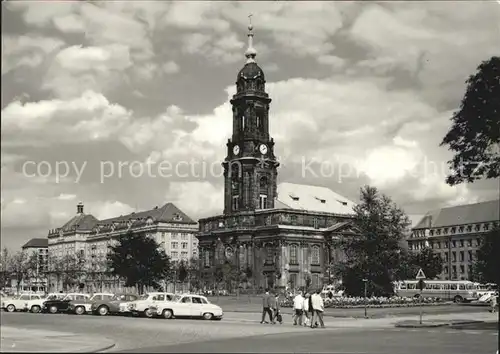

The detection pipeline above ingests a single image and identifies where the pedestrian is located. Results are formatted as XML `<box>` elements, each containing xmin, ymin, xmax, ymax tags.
<box><xmin>273</xmin><ymin>293</ymin><xmax>282</xmax><ymax>324</ymax></box>
<box><xmin>268</xmin><ymin>290</ymin><xmax>277</xmax><ymax>324</ymax></box>
<box><xmin>311</xmin><ymin>289</ymin><xmax>325</xmax><ymax>328</ymax></box>
<box><xmin>490</xmin><ymin>292</ymin><xmax>498</xmax><ymax>313</ymax></box>
<box><xmin>293</xmin><ymin>291</ymin><xmax>304</xmax><ymax>326</ymax></box>
<box><xmin>302</xmin><ymin>293</ymin><xmax>311</xmax><ymax>326</ymax></box>
<box><xmin>260</xmin><ymin>288</ymin><xmax>273</xmax><ymax>324</ymax></box>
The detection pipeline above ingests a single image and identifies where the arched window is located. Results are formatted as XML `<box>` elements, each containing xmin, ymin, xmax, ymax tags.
<box><xmin>259</xmin><ymin>176</ymin><xmax>268</xmax><ymax>210</ymax></box>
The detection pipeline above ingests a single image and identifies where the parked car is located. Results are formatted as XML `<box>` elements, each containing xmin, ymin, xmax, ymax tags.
<box><xmin>151</xmin><ymin>294</ymin><xmax>223</xmax><ymax>320</ymax></box>
<box><xmin>2</xmin><ymin>293</ymin><xmax>44</xmax><ymax>312</ymax></box>
<box><xmin>478</xmin><ymin>291</ymin><xmax>499</xmax><ymax>303</ymax></box>
<box><xmin>127</xmin><ymin>292</ymin><xmax>175</xmax><ymax>318</ymax></box>
<box><xmin>42</xmin><ymin>293</ymin><xmax>90</xmax><ymax>314</ymax></box>
<box><xmin>68</xmin><ymin>293</ymin><xmax>114</xmax><ymax>315</ymax></box>
<box><xmin>91</xmin><ymin>293</ymin><xmax>139</xmax><ymax>316</ymax></box>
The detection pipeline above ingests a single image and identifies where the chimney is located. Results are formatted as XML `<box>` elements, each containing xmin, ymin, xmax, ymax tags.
<box><xmin>77</xmin><ymin>202</ymin><xmax>84</xmax><ymax>214</ymax></box>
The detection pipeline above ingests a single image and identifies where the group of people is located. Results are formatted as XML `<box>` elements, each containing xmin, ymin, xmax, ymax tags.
<box><xmin>260</xmin><ymin>288</ymin><xmax>325</xmax><ymax>328</ymax></box>
<box><xmin>291</xmin><ymin>289</ymin><xmax>325</xmax><ymax>328</ymax></box>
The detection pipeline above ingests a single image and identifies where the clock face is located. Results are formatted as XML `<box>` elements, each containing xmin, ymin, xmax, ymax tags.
<box><xmin>259</xmin><ymin>144</ymin><xmax>268</xmax><ymax>155</ymax></box>
<box><xmin>233</xmin><ymin>145</ymin><xmax>240</xmax><ymax>155</ymax></box>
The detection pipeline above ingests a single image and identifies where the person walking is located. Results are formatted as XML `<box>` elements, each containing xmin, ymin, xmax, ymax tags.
<box><xmin>293</xmin><ymin>291</ymin><xmax>304</xmax><ymax>325</ymax></box>
<box><xmin>490</xmin><ymin>291</ymin><xmax>498</xmax><ymax>313</ymax></box>
<box><xmin>302</xmin><ymin>293</ymin><xmax>311</xmax><ymax>326</ymax></box>
<box><xmin>311</xmin><ymin>289</ymin><xmax>325</xmax><ymax>328</ymax></box>
<box><xmin>260</xmin><ymin>288</ymin><xmax>273</xmax><ymax>324</ymax></box>
<box><xmin>273</xmin><ymin>293</ymin><xmax>282</xmax><ymax>324</ymax></box>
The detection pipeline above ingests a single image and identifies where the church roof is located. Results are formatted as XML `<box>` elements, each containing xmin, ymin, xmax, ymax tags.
<box><xmin>413</xmin><ymin>199</ymin><xmax>500</xmax><ymax>229</ymax></box>
<box><xmin>275</xmin><ymin>182</ymin><xmax>356</xmax><ymax>215</ymax></box>
<box><xmin>238</xmin><ymin>62</ymin><xmax>265</xmax><ymax>81</ymax></box>
<box><xmin>22</xmin><ymin>238</ymin><xmax>48</xmax><ymax>249</ymax></box>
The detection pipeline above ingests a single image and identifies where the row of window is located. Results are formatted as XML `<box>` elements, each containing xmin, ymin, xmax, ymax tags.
<box><xmin>170</xmin><ymin>242</ymin><xmax>192</xmax><ymax>249</ymax></box>
<box><xmin>288</xmin><ymin>244</ymin><xmax>321</xmax><ymax>265</ymax></box>
<box><xmin>232</xmin><ymin>195</ymin><xmax>269</xmax><ymax>210</ymax></box>
<box><xmin>410</xmin><ymin>238</ymin><xmax>481</xmax><ymax>251</ymax></box>
<box><xmin>441</xmin><ymin>250</ymin><xmax>475</xmax><ymax>263</ymax></box>
<box><xmin>430</xmin><ymin>223</ymin><xmax>495</xmax><ymax>236</ymax></box>
<box><xmin>443</xmin><ymin>264</ymin><xmax>472</xmax><ymax>275</ymax></box>
<box><xmin>170</xmin><ymin>251</ymin><xmax>189</xmax><ymax>259</ymax></box>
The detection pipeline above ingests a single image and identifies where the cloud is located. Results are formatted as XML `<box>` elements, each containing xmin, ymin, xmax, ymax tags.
<box><xmin>43</xmin><ymin>44</ymin><xmax>132</xmax><ymax>98</ymax></box>
<box><xmin>165</xmin><ymin>181</ymin><xmax>223</xmax><ymax>219</ymax></box>
<box><xmin>56</xmin><ymin>194</ymin><xmax>76</xmax><ymax>201</ymax></box>
<box><xmin>162</xmin><ymin>61</ymin><xmax>180</xmax><ymax>74</ymax></box>
<box><xmin>91</xmin><ymin>201</ymin><xmax>136</xmax><ymax>220</ymax></box>
<box><xmin>2</xmin><ymin>35</ymin><xmax>65</xmax><ymax>75</ymax></box>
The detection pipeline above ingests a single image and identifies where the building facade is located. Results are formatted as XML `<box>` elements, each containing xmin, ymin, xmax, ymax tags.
<box><xmin>408</xmin><ymin>199</ymin><xmax>499</xmax><ymax>280</ymax></box>
<box><xmin>15</xmin><ymin>238</ymin><xmax>49</xmax><ymax>292</ymax></box>
<box><xmin>47</xmin><ymin>202</ymin><xmax>198</xmax><ymax>292</ymax></box>
<box><xmin>197</xmin><ymin>23</ymin><xmax>359</xmax><ymax>290</ymax></box>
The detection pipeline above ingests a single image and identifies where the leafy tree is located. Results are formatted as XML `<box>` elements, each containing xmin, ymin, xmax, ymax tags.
<box><xmin>335</xmin><ymin>186</ymin><xmax>410</xmax><ymax>297</ymax></box>
<box><xmin>441</xmin><ymin>56</ymin><xmax>500</xmax><ymax>185</ymax></box>
<box><xmin>411</xmin><ymin>247</ymin><xmax>443</xmax><ymax>280</ymax></box>
<box><xmin>177</xmin><ymin>260</ymin><xmax>189</xmax><ymax>283</ymax></box>
<box><xmin>0</xmin><ymin>248</ymin><xmax>12</xmax><ymax>290</ymax></box>
<box><xmin>473</xmin><ymin>226</ymin><xmax>500</xmax><ymax>284</ymax></box>
<box><xmin>107</xmin><ymin>232</ymin><xmax>171</xmax><ymax>294</ymax></box>
<box><xmin>187</xmin><ymin>257</ymin><xmax>202</xmax><ymax>291</ymax></box>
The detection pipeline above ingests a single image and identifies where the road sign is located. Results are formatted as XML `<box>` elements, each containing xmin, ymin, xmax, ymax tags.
<box><xmin>415</xmin><ymin>268</ymin><xmax>426</xmax><ymax>280</ymax></box>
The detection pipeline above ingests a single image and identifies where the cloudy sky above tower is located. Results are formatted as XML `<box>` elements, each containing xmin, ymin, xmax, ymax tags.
<box><xmin>1</xmin><ymin>1</ymin><xmax>499</xmax><ymax>250</ymax></box>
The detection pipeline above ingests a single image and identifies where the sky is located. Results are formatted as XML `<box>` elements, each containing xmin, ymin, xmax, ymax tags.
<box><xmin>1</xmin><ymin>1</ymin><xmax>499</xmax><ymax>251</ymax></box>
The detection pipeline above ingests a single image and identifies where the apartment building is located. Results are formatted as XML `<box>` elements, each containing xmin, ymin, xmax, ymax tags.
<box><xmin>408</xmin><ymin>199</ymin><xmax>499</xmax><ymax>280</ymax></box>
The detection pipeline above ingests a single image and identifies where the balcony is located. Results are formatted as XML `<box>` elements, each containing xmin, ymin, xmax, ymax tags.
<box><xmin>198</xmin><ymin>209</ymin><xmax>352</xmax><ymax>234</ymax></box>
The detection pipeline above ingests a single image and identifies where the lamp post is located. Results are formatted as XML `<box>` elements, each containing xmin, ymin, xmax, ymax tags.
<box><xmin>362</xmin><ymin>279</ymin><xmax>368</xmax><ymax>319</ymax></box>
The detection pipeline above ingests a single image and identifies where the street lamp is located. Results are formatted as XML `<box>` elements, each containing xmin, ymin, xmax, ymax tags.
<box><xmin>362</xmin><ymin>279</ymin><xmax>368</xmax><ymax>319</ymax></box>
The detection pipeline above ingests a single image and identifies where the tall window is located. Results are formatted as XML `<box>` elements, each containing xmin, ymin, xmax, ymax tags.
<box><xmin>172</xmin><ymin>242</ymin><xmax>178</xmax><ymax>249</ymax></box>
<box><xmin>290</xmin><ymin>244</ymin><xmax>298</xmax><ymax>264</ymax></box>
<box><xmin>259</xmin><ymin>194</ymin><xmax>267</xmax><ymax>209</ymax></box>
<box><xmin>289</xmin><ymin>273</ymin><xmax>297</xmax><ymax>288</ymax></box>
<box><xmin>232</xmin><ymin>196</ymin><xmax>239</xmax><ymax>210</ymax></box>
<box><xmin>181</xmin><ymin>242</ymin><xmax>188</xmax><ymax>249</ymax></box>
<box><xmin>256</xmin><ymin>115</ymin><xmax>260</xmax><ymax>129</ymax></box>
<box><xmin>313</xmin><ymin>217</ymin><xmax>319</xmax><ymax>229</ymax></box>
<box><xmin>311</xmin><ymin>246</ymin><xmax>320</xmax><ymax>265</ymax></box>
<box><xmin>266</xmin><ymin>247</ymin><xmax>274</xmax><ymax>264</ymax></box>
<box><xmin>241</xmin><ymin>115</ymin><xmax>246</xmax><ymax>131</ymax></box>
<box><xmin>204</xmin><ymin>251</ymin><xmax>210</xmax><ymax>267</ymax></box>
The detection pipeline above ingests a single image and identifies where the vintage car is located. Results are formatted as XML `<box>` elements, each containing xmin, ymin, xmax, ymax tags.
<box><xmin>91</xmin><ymin>293</ymin><xmax>139</xmax><ymax>316</ymax></box>
<box><xmin>2</xmin><ymin>293</ymin><xmax>44</xmax><ymax>312</ymax></box>
<box><xmin>68</xmin><ymin>293</ymin><xmax>114</xmax><ymax>315</ymax></box>
<box><xmin>151</xmin><ymin>294</ymin><xmax>223</xmax><ymax>320</ymax></box>
<box><xmin>127</xmin><ymin>292</ymin><xmax>175</xmax><ymax>318</ymax></box>
<box><xmin>42</xmin><ymin>293</ymin><xmax>90</xmax><ymax>314</ymax></box>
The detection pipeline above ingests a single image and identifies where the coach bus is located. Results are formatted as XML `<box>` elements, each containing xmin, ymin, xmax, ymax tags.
<box><xmin>393</xmin><ymin>280</ymin><xmax>480</xmax><ymax>303</ymax></box>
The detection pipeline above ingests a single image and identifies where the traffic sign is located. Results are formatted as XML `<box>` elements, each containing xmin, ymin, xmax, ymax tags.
<box><xmin>415</xmin><ymin>268</ymin><xmax>426</xmax><ymax>280</ymax></box>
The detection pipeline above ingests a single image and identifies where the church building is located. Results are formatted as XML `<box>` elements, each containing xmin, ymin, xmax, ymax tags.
<box><xmin>197</xmin><ymin>22</ymin><xmax>359</xmax><ymax>290</ymax></box>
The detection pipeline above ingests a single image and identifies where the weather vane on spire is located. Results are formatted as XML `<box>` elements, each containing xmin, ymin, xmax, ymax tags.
<box><xmin>245</xmin><ymin>14</ymin><xmax>257</xmax><ymax>63</ymax></box>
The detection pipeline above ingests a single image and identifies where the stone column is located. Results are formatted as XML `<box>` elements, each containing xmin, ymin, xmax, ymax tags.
<box><xmin>280</xmin><ymin>242</ymin><xmax>288</xmax><ymax>288</ymax></box>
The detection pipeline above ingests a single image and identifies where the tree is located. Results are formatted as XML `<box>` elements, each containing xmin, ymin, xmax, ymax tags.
<box><xmin>440</xmin><ymin>56</ymin><xmax>500</xmax><ymax>185</ymax></box>
<box><xmin>335</xmin><ymin>186</ymin><xmax>410</xmax><ymax>297</ymax></box>
<box><xmin>107</xmin><ymin>232</ymin><xmax>171</xmax><ymax>294</ymax></box>
<box><xmin>396</xmin><ymin>248</ymin><xmax>443</xmax><ymax>280</ymax></box>
<box><xmin>473</xmin><ymin>226</ymin><xmax>500</xmax><ymax>284</ymax></box>
<box><xmin>0</xmin><ymin>248</ymin><xmax>12</xmax><ymax>290</ymax></box>
<box><xmin>8</xmin><ymin>251</ymin><xmax>30</xmax><ymax>293</ymax></box>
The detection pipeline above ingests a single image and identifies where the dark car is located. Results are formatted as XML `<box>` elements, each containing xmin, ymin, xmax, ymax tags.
<box><xmin>42</xmin><ymin>293</ymin><xmax>90</xmax><ymax>314</ymax></box>
<box><xmin>91</xmin><ymin>293</ymin><xmax>139</xmax><ymax>316</ymax></box>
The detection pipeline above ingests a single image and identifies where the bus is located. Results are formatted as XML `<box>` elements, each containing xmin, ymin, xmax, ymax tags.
<box><xmin>393</xmin><ymin>280</ymin><xmax>480</xmax><ymax>303</ymax></box>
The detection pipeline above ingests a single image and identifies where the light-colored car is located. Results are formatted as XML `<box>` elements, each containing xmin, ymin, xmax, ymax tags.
<box><xmin>2</xmin><ymin>293</ymin><xmax>44</xmax><ymax>312</ymax></box>
<box><xmin>478</xmin><ymin>291</ymin><xmax>498</xmax><ymax>303</ymax></box>
<box><xmin>151</xmin><ymin>294</ymin><xmax>223</xmax><ymax>320</ymax></box>
<box><xmin>128</xmin><ymin>292</ymin><xmax>175</xmax><ymax>318</ymax></box>
<box><xmin>68</xmin><ymin>293</ymin><xmax>114</xmax><ymax>315</ymax></box>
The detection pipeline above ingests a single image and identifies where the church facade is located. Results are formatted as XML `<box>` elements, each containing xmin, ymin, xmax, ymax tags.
<box><xmin>197</xmin><ymin>23</ymin><xmax>359</xmax><ymax>290</ymax></box>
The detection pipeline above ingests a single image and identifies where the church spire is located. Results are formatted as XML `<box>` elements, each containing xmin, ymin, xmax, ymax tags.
<box><xmin>245</xmin><ymin>14</ymin><xmax>257</xmax><ymax>63</ymax></box>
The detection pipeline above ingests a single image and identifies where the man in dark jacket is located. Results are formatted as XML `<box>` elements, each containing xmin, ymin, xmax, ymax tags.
<box><xmin>260</xmin><ymin>289</ymin><xmax>273</xmax><ymax>324</ymax></box>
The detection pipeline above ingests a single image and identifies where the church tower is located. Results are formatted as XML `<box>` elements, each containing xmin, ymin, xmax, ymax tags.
<box><xmin>223</xmin><ymin>18</ymin><xmax>279</xmax><ymax>214</ymax></box>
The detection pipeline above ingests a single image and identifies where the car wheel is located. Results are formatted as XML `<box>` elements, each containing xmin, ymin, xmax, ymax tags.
<box><xmin>454</xmin><ymin>295</ymin><xmax>464</xmax><ymax>303</ymax></box>
<box><xmin>202</xmin><ymin>312</ymin><xmax>213</xmax><ymax>320</ymax></box>
<box><xmin>49</xmin><ymin>306</ymin><xmax>58</xmax><ymax>314</ymax></box>
<box><xmin>144</xmin><ymin>309</ymin><xmax>153</xmax><ymax>318</ymax></box>
<box><xmin>98</xmin><ymin>306</ymin><xmax>109</xmax><ymax>316</ymax></box>
<box><xmin>6</xmin><ymin>304</ymin><xmax>15</xmax><ymax>312</ymax></box>
<box><xmin>75</xmin><ymin>306</ymin><xmax>86</xmax><ymax>315</ymax></box>
<box><xmin>31</xmin><ymin>305</ymin><xmax>41</xmax><ymax>314</ymax></box>
<box><xmin>162</xmin><ymin>309</ymin><xmax>173</xmax><ymax>319</ymax></box>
